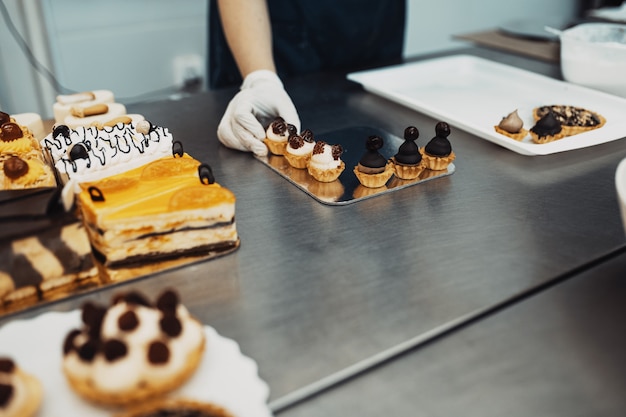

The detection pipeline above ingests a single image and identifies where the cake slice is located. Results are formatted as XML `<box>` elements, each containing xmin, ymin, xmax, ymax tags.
<box><xmin>0</xmin><ymin>189</ymin><xmax>99</xmax><ymax>312</ymax></box>
<box><xmin>77</xmin><ymin>154</ymin><xmax>239</xmax><ymax>281</ymax></box>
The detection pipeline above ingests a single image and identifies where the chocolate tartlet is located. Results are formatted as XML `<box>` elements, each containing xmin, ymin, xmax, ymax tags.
<box><xmin>529</xmin><ymin>111</ymin><xmax>565</xmax><ymax>144</ymax></box>
<box><xmin>422</xmin><ymin>122</ymin><xmax>456</xmax><ymax>171</ymax></box>
<box><xmin>354</xmin><ymin>135</ymin><xmax>394</xmax><ymax>188</ymax></box>
<box><xmin>391</xmin><ymin>126</ymin><xmax>425</xmax><ymax>179</ymax></box>
<box><xmin>494</xmin><ymin>109</ymin><xmax>528</xmax><ymax>141</ymax></box>
<box><xmin>533</xmin><ymin>105</ymin><xmax>606</xmax><ymax>136</ymax></box>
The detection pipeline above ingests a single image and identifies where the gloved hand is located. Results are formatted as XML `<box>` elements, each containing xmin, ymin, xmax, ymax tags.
<box><xmin>217</xmin><ymin>69</ymin><xmax>301</xmax><ymax>157</ymax></box>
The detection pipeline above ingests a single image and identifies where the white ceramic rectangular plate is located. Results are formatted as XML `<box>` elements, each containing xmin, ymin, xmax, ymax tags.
<box><xmin>347</xmin><ymin>55</ymin><xmax>626</xmax><ymax>155</ymax></box>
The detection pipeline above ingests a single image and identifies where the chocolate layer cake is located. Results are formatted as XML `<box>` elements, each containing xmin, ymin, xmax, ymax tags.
<box><xmin>0</xmin><ymin>188</ymin><xmax>99</xmax><ymax>312</ymax></box>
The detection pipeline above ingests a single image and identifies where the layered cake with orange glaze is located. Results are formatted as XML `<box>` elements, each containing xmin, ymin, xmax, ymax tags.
<box><xmin>0</xmin><ymin>357</ymin><xmax>43</xmax><ymax>417</ymax></box>
<box><xmin>76</xmin><ymin>153</ymin><xmax>238</xmax><ymax>281</ymax></box>
<box><xmin>62</xmin><ymin>289</ymin><xmax>205</xmax><ymax>406</ymax></box>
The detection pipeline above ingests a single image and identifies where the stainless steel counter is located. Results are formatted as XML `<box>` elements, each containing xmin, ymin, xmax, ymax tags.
<box><xmin>1</xmin><ymin>48</ymin><xmax>625</xmax><ymax>412</ymax></box>
<box><xmin>275</xmin><ymin>248</ymin><xmax>626</xmax><ymax>416</ymax></box>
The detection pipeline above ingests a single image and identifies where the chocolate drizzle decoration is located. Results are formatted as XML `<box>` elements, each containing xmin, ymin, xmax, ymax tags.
<box><xmin>301</xmin><ymin>129</ymin><xmax>314</xmax><ymax>143</ymax></box>
<box><xmin>88</xmin><ymin>186</ymin><xmax>105</xmax><ymax>203</ymax></box>
<box><xmin>288</xmin><ymin>134</ymin><xmax>304</xmax><ymax>149</ymax></box>
<box><xmin>198</xmin><ymin>163</ymin><xmax>215</xmax><ymax>185</ymax></box>
<box><xmin>270</xmin><ymin>117</ymin><xmax>287</xmax><ymax>135</ymax></box>
<box><xmin>331</xmin><ymin>144</ymin><xmax>343</xmax><ymax>160</ymax></box>
<box><xmin>172</xmin><ymin>141</ymin><xmax>184</xmax><ymax>158</ymax></box>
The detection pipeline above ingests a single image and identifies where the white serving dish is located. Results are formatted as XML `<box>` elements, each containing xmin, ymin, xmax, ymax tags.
<box><xmin>557</xmin><ymin>23</ymin><xmax>626</xmax><ymax>97</ymax></box>
<box><xmin>0</xmin><ymin>311</ymin><xmax>272</xmax><ymax>417</ymax></box>
<box><xmin>347</xmin><ymin>55</ymin><xmax>626</xmax><ymax>155</ymax></box>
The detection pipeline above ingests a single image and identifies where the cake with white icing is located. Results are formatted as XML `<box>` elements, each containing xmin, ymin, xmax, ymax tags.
<box><xmin>62</xmin><ymin>289</ymin><xmax>206</xmax><ymax>406</ymax></box>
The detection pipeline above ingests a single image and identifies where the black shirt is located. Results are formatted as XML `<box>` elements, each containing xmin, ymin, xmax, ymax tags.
<box><xmin>208</xmin><ymin>0</ymin><xmax>406</xmax><ymax>88</ymax></box>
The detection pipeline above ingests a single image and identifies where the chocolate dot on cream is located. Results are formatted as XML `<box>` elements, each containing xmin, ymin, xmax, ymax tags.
<box><xmin>148</xmin><ymin>341</ymin><xmax>170</xmax><ymax>364</ymax></box>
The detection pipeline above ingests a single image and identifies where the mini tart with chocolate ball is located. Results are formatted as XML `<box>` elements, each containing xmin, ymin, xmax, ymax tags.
<box><xmin>62</xmin><ymin>289</ymin><xmax>206</xmax><ymax>406</ymax></box>
<box><xmin>0</xmin><ymin>357</ymin><xmax>43</xmax><ymax>417</ymax></box>
<box><xmin>354</xmin><ymin>135</ymin><xmax>394</xmax><ymax>188</ymax></box>
<box><xmin>284</xmin><ymin>129</ymin><xmax>316</xmax><ymax>169</ymax></box>
<box><xmin>422</xmin><ymin>121</ymin><xmax>456</xmax><ymax>171</ymax></box>
<box><xmin>114</xmin><ymin>398</ymin><xmax>235</xmax><ymax>417</ymax></box>
<box><xmin>494</xmin><ymin>109</ymin><xmax>528</xmax><ymax>141</ymax></box>
<box><xmin>263</xmin><ymin>117</ymin><xmax>297</xmax><ymax>156</ymax></box>
<box><xmin>391</xmin><ymin>126</ymin><xmax>426</xmax><ymax>180</ymax></box>
<box><xmin>307</xmin><ymin>141</ymin><xmax>345</xmax><ymax>182</ymax></box>
<box><xmin>529</xmin><ymin>111</ymin><xmax>566</xmax><ymax>144</ymax></box>
<box><xmin>533</xmin><ymin>105</ymin><xmax>606</xmax><ymax>136</ymax></box>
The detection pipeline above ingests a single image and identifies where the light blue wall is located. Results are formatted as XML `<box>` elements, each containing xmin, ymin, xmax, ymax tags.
<box><xmin>0</xmin><ymin>0</ymin><xmax>579</xmax><ymax>117</ymax></box>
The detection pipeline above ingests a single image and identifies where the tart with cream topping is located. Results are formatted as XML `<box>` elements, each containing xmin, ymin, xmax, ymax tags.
<box><xmin>307</xmin><ymin>141</ymin><xmax>345</xmax><ymax>182</ymax></box>
<box><xmin>62</xmin><ymin>289</ymin><xmax>205</xmax><ymax>406</ymax></box>
<box><xmin>284</xmin><ymin>129</ymin><xmax>315</xmax><ymax>169</ymax></box>
<box><xmin>494</xmin><ymin>109</ymin><xmax>528</xmax><ymax>141</ymax></box>
<box><xmin>0</xmin><ymin>357</ymin><xmax>42</xmax><ymax>417</ymax></box>
<box><xmin>263</xmin><ymin>117</ymin><xmax>297</xmax><ymax>156</ymax></box>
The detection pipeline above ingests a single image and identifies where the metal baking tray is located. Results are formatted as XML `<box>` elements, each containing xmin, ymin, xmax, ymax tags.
<box><xmin>255</xmin><ymin>126</ymin><xmax>455</xmax><ymax>205</ymax></box>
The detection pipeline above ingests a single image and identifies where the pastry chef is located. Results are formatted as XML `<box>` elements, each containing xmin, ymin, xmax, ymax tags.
<box><xmin>211</xmin><ymin>0</ymin><xmax>405</xmax><ymax>156</ymax></box>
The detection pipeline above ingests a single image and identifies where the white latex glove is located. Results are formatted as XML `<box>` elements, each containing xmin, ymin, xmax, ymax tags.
<box><xmin>217</xmin><ymin>69</ymin><xmax>301</xmax><ymax>157</ymax></box>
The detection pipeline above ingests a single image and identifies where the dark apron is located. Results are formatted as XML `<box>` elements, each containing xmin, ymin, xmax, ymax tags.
<box><xmin>208</xmin><ymin>0</ymin><xmax>406</xmax><ymax>89</ymax></box>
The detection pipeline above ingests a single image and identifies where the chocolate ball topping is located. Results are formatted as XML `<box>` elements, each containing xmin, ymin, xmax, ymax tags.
<box><xmin>156</xmin><ymin>289</ymin><xmax>179</xmax><ymax>313</ymax></box>
<box><xmin>288</xmin><ymin>134</ymin><xmax>304</xmax><ymax>149</ymax></box>
<box><xmin>148</xmin><ymin>341</ymin><xmax>170</xmax><ymax>364</ymax></box>
<box><xmin>358</xmin><ymin>136</ymin><xmax>387</xmax><ymax>169</ymax></box>
<box><xmin>0</xmin><ymin>123</ymin><xmax>23</xmax><ymax>142</ymax></box>
<box><xmin>118</xmin><ymin>310</ymin><xmax>139</xmax><ymax>331</ymax></box>
<box><xmin>77</xmin><ymin>339</ymin><xmax>99</xmax><ymax>362</ymax></box>
<box><xmin>69</xmin><ymin>142</ymin><xmax>89</xmax><ymax>161</ymax></box>
<box><xmin>395</xmin><ymin>126</ymin><xmax>421</xmax><ymax>165</ymax></box>
<box><xmin>103</xmin><ymin>339</ymin><xmax>128</xmax><ymax>362</ymax></box>
<box><xmin>2</xmin><ymin>156</ymin><xmax>29</xmax><ymax>180</ymax></box>
<box><xmin>81</xmin><ymin>302</ymin><xmax>106</xmax><ymax>340</ymax></box>
<box><xmin>301</xmin><ymin>129</ymin><xmax>314</xmax><ymax>143</ymax></box>
<box><xmin>0</xmin><ymin>384</ymin><xmax>14</xmax><ymax>408</ymax></box>
<box><xmin>0</xmin><ymin>111</ymin><xmax>10</xmax><ymax>125</ymax></box>
<box><xmin>287</xmin><ymin>123</ymin><xmax>297</xmax><ymax>136</ymax></box>
<box><xmin>52</xmin><ymin>124</ymin><xmax>71</xmax><ymax>140</ymax></box>
<box><xmin>160</xmin><ymin>314</ymin><xmax>182</xmax><ymax>338</ymax></box>
<box><xmin>425</xmin><ymin>122</ymin><xmax>452</xmax><ymax>157</ymax></box>
<box><xmin>0</xmin><ymin>359</ymin><xmax>15</xmax><ymax>374</ymax></box>
<box><xmin>270</xmin><ymin>117</ymin><xmax>287</xmax><ymax>135</ymax></box>
<box><xmin>63</xmin><ymin>329</ymin><xmax>82</xmax><ymax>355</ymax></box>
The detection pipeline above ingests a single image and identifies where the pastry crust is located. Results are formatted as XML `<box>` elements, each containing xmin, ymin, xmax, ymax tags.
<box><xmin>421</xmin><ymin>149</ymin><xmax>456</xmax><ymax>171</ymax></box>
<box><xmin>533</xmin><ymin>105</ymin><xmax>606</xmax><ymax>136</ymax></box>
<box><xmin>390</xmin><ymin>157</ymin><xmax>426</xmax><ymax>180</ymax></box>
<box><xmin>0</xmin><ymin>367</ymin><xmax>43</xmax><ymax>417</ymax></box>
<box><xmin>354</xmin><ymin>162</ymin><xmax>395</xmax><ymax>188</ymax></box>
<box><xmin>63</xmin><ymin>336</ymin><xmax>206</xmax><ymax>406</ymax></box>
<box><xmin>493</xmin><ymin>125</ymin><xmax>529</xmax><ymax>141</ymax></box>
<box><xmin>263</xmin><ymin>138</ymin><xmax>287</xmax><ymax>155</ymax></box>
<box><xmin>114</xmin><ymin>398</ymin><xmax>235</xmax><ymax>417</ymax></box>
<box><xmin>284</xmin><ymin>151</ymin><xmax>310</xmax><ymax>169</ymax></box>
<box><xmin>307</xmin><ymin>160</ymin><xmax>345</xmax><ymax>182</ymax></box>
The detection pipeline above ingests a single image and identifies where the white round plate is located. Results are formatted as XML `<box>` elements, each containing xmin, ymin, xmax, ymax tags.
<box><xmin>0</xmin><ymin>310</ymin><xmax>272</xmax><ymax>416</ymax></box>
